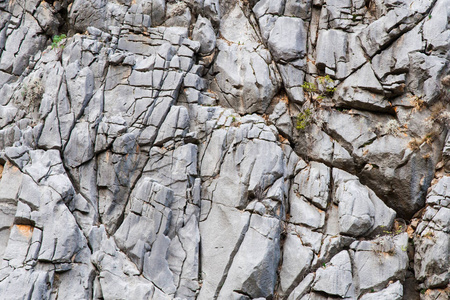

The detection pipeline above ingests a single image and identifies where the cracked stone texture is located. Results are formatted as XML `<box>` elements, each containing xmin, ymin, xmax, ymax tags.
<box><xmin>0</xmin><ymin>0</ymin><xmax>449</xmax><ymax>299</ymax></box>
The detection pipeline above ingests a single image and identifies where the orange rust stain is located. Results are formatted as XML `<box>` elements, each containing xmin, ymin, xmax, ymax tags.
<box><xmin>16</xmin><ymin>225</ymin><xmax>34</xmax><ymax>238</ymax></box>
<box><xmin>0</xmin><ymin>164</ymin><xmax>3</xmax><ymax>180</ymax></box>
<box><xmin>5</xmin><ymin>161</ymin><xmax>20</xmax><ymax>173</ymax></box>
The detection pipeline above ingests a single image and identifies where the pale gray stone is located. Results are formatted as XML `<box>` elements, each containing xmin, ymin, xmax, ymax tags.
<box><xmin>268</xmin><ymin>17</ymin><xmax>306</xmax><ymax>62</ymax></box>
<box><xmin>333</xmin><ymin>168</ymin><xmax>396</xmax><ymax>237</ymax></box>
<box><xmin>353</xmin><ymin>233</ymin><xmax>409</xmax><ymax>291</ymax></box>
<box><xmin>289</xmin><ymin>195</ymin><xmax>325</xmax><ymax>229</ymax></box>
<box><xmin>359</xmin><ymin>281</ymin><xmax>403</xmax><ymax>300</ymax></box>
<box><xmin>212</xmin><ymin>5</ymin><xmax>281</xmax><ymax>114</ymax></box>
<box><xmin>63</xmin><ymin>121</ymin><xmax>94</xmax><ymax>168</ymax></box>
<box><xmin>0</xmin><ymin>0</ymin><xmax>448</xmax><ymax>297</ymax></box>
<box><xmin>0</xmin><ymin>268</ymin><xmax>53</xmax><ymax>300</ymax></box>
<box><xmin>312</xmin><ymin>250</ymin><xmax>355</xmax><ymax>298</ymax></box>
<box><xmin>414</xmin><ymin>212</ymin><xmax>450</xmax><ymax>288</ymax></box>
<box><xmin>198</xmin><ymin>204</ymin><xmax>251</xmax><ymax>300</ymax></box>
<box><xmin>193</xmin><ymin>15</ymin><xmax>216</xmax><ymax>55</ymax></box>
<box><xmin>38</xmin><ymin>203</ymin><xmax>86</xmax><ymax>263</ymax></box>
<box><xmin>216</xmin><ymin>214</ymin><xmax>281</xmax><ymax>299</ymax></box>
<box><xmin>143</xmin><ymin>234</ymin><xmax>176</xmax><ymax>295</ymax></box>
<box><xmin>334</xmin><ymin>63</ymin><xmax>388</xmax><ymax>111</ymax></box>
<box><xmin>287</xmin><ymin>273</ymin><xmax>315</xmax><ymax>300</ymax></box>
<box><xmin>279</xmin><ymin>233</ymin><xmax>314</xmax><ymax>294</ymax></box>
<box><xmin>294</xmin><ymin>162</ymin><xmax>330</xmax><ymax>209</ymax></box>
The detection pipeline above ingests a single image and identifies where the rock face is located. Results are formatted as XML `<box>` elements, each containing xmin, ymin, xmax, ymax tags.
<box><xmin>0</xmin><ymin>0</ymin><xmax>449</xmax><ymax>299</ymax></box>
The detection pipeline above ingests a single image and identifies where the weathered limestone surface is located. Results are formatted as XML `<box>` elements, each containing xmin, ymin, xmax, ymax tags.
<box><xmin>0</xmin><ymin>0</ymin><xmax>449</xmax><ymax>299</ymax></box>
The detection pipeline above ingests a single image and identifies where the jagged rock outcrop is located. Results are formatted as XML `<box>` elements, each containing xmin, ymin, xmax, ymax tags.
<box><xmin>0</xmin><ymin>0</ymin><xmax>449</xmax><ymax>299</ymax></box>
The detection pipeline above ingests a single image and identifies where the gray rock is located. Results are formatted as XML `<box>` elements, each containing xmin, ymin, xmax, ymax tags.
<box><xmin>114</xmin><ymin>178</ymin><xmax>173</xmax><ymax>270</ymax></box>
<box><xmin>287</xmin><ymin>273</ymin><xmax>315</xmax><ymax>300</ymax></box>
<box><xmin>143</xmin><ymin>234</ymin><xmax>176</xmax><ymax>295</ymax></box>
<box><xmin>268</xmin><ymin>17</ymin><xmax>307</xmax><ymax>62</ymax></box>
<box><xmin>0</xmin><ymin>105</ymin><xmax>17</xmax><ymax>129</ymax></box>
<box><xmin>333</xmin><ymin>168</ymin><xmax>396</xmax><ymax>237</ymax></box>
<box><xmin>198</xmin><ymin>204</ymin><xmax>251</xmax><ymax>300</ymax></box>
<box><xmin>407</xmin><ymin>52</ymin><xmax>447</xmax><ymax>103</ymax></box>
<box><xmin>285</xmin><ymin>0</ymin><xmax>312</xmax><ymax>19</ymax></box>
<box><xmin>211</xmin><ymin>5</ymin><xmax>281</xmax><ymax>114</ymax></box>
<box><xmin>359</xmin><ymin>1</ymin><xmax>434</xmax><ymax>57</ymax></box>
<box><xmin>293</xmin><ymin>162</ymin><xmax>330</xmax><ymax>209</ymax></box>
<box><xmin>371</xmin><ymin>24</ymin><xmax>423</xmax><ymax>82</ymax></box>
<box><xmin>0</xmin><ymin>268</ymin><xmax>53</xmax><ymax>300</ymax></box>
<box><xmin>91</xmin><ymin>234</ymin><xmax>166</xmax><ymax>300</ymax></box>
<box><xmin>279</xmin><ymin>232</ymin><xmax>314</xmax><ymax>294</ymax></box>
<box><xmin>0</xmin><ymin>0</ymin><xmax>448</xmax><ymax>297</ymax></box>
<box><xmin>312</xmin><ymin>250</ymin><xmax>355</xmax><ymax>298</ymax></box>
<box><xmin>66</xmin><ymin>65</ymin><xmax>95</xmax><ymax>118</ymax></box>
<box><xmin>165</xmin><ymin>3</ymin><xmax>192</xmax><ymax>28</ymax></box>
<box><xmin>2</xmin><ymin>224</ymin><xmax>34</xmax><ymax>268</ymax></box>
<box><xmin>289</xmin><ymin>194</ymin><xmax>325</xmax><ymax>229</ymax></box>
<box><xmin>63</xmin><ymin>121</ymin><xmax>94</xmax><ymax>167</ymax></box>
<box><xmin>38</xmin><ymin>107</ymin><xmax>62</xmax><ymax>149</ymax></box>
<box><xmin>174</xmin><ymin>215</ymin><xmax>201</xmax><ymax>299</ymax></box>
<box><xmin>0</xmin><ymin>161</ymin><xmax>23</xmax><ymax>203</ymax></box>
<box><xmin>216</xmin><ymin>214</ymin><xmax>281</xmax><ymax>299</ymax></box>
<box><xmin>149</xmin><ymin>0</ymin><xmax>166</xmax><ymax>26</ymax></box>
<box><xmin>315</xmin><ymin>30</ymin><xmax>366</xmax><ymax>79</ymax></box>
<box><xmin>193</xmin><ymin>16</ymin><xmax>216</xmax><ymax>55</ymax></box>
<box><xmin>0</xmin><ymin>201</ymin><xmax>16</xmax><ymax>260</ymax></box>
<box><xmin>253</xmin><ymin>0</ymin><xmax>285</xmax><ymax>18</ymax></box>
<box><xmin>359</xmin><ymin>281</ymin><xmax>403</xmax><ymax>300</ymax></box>
<box><xmin>353</xmin><ymin>233</ymin><xmax>409</xmax><ymax>291</ymax></box>
<box><xmin>202</xmin><ymin>129</ymin><xmax>285</xmax><ymax>209</ymax></box>
<box><xmin>334</xmin><ymin>63</ymin><xmax>388</xmax><ymax>112</ymax></box>
<box><xmin>414</xmin><ymin>206</ymin><xmax>450</xmax><ymax>288</ymax></box>
<box><xmin>38</xmin><ymin>202</ymin><xmax>87</xmax><ymax>263</ymax></box>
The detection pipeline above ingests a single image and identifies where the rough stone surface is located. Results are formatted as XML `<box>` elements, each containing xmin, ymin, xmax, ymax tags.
<box><xmin>0</xmin><ymin>0</ymin><xmax>449</xmax><ymax>299</ymax></box>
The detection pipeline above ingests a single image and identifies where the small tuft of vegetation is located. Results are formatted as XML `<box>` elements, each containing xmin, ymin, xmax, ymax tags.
<box><xmin>317</xmin><ymin>75</ymin><xmax>336</xmax><ymax>94</ymax></box>
<box><xmin>296</xmin><ymin>108</ymin><xmax>312</xmax><ymax>130</ymax></box>
<box><xmin>301</xmin><ymin>81</ymin><xmax>317</xmax><ymax>93</ymax></box>
<box><xmin>51</xmin><ymin>34</ymin><xmax>67</xmax><ymax>49</ymax></box>
<box><xmin>409</xmin><ymin>94</ymin><xmax>425</xmax><ymax>112</ymax></box>
<box><xmin>301</xmin><ymin>75</ymin><xmax>336</xmax><ymax>101</ymax></box>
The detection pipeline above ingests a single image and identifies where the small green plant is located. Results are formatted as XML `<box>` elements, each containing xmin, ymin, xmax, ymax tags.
<box><xmin>317</xmin><ymin>75</ymin><xmax>333</xmax><ymax>85</ymax></box>
<box><xmin>318</xmin><ymin>75</ymin><xmax>335</xmax><ymax>93</ymax></box>
<box><xmin>296</xmin><ymin>108</ymin><xmax>312</xmax><ymax>130</ymax></box>
<box><xmin>51</xmin><ymin>34</ymin><xmax>67</xmax><ymax>49</ymax></box>
<box><xmin>421</xmin><ymin>289</ymin><xmax>426</xmax><ymax>295</ymax></box>
<box><xmin>325</xmin><ymin>86</ymin><xmax>336</xmax><ymax>93</ymax></box>
<box><xmin>302</xmin><ymin>75</ymin><xmax>336</xmax><ymax>100</ymax></box>
<box><xmin>301</xmin><ymin>81</ymin><xmax>317</xmax><ymax>93</ymax></box>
